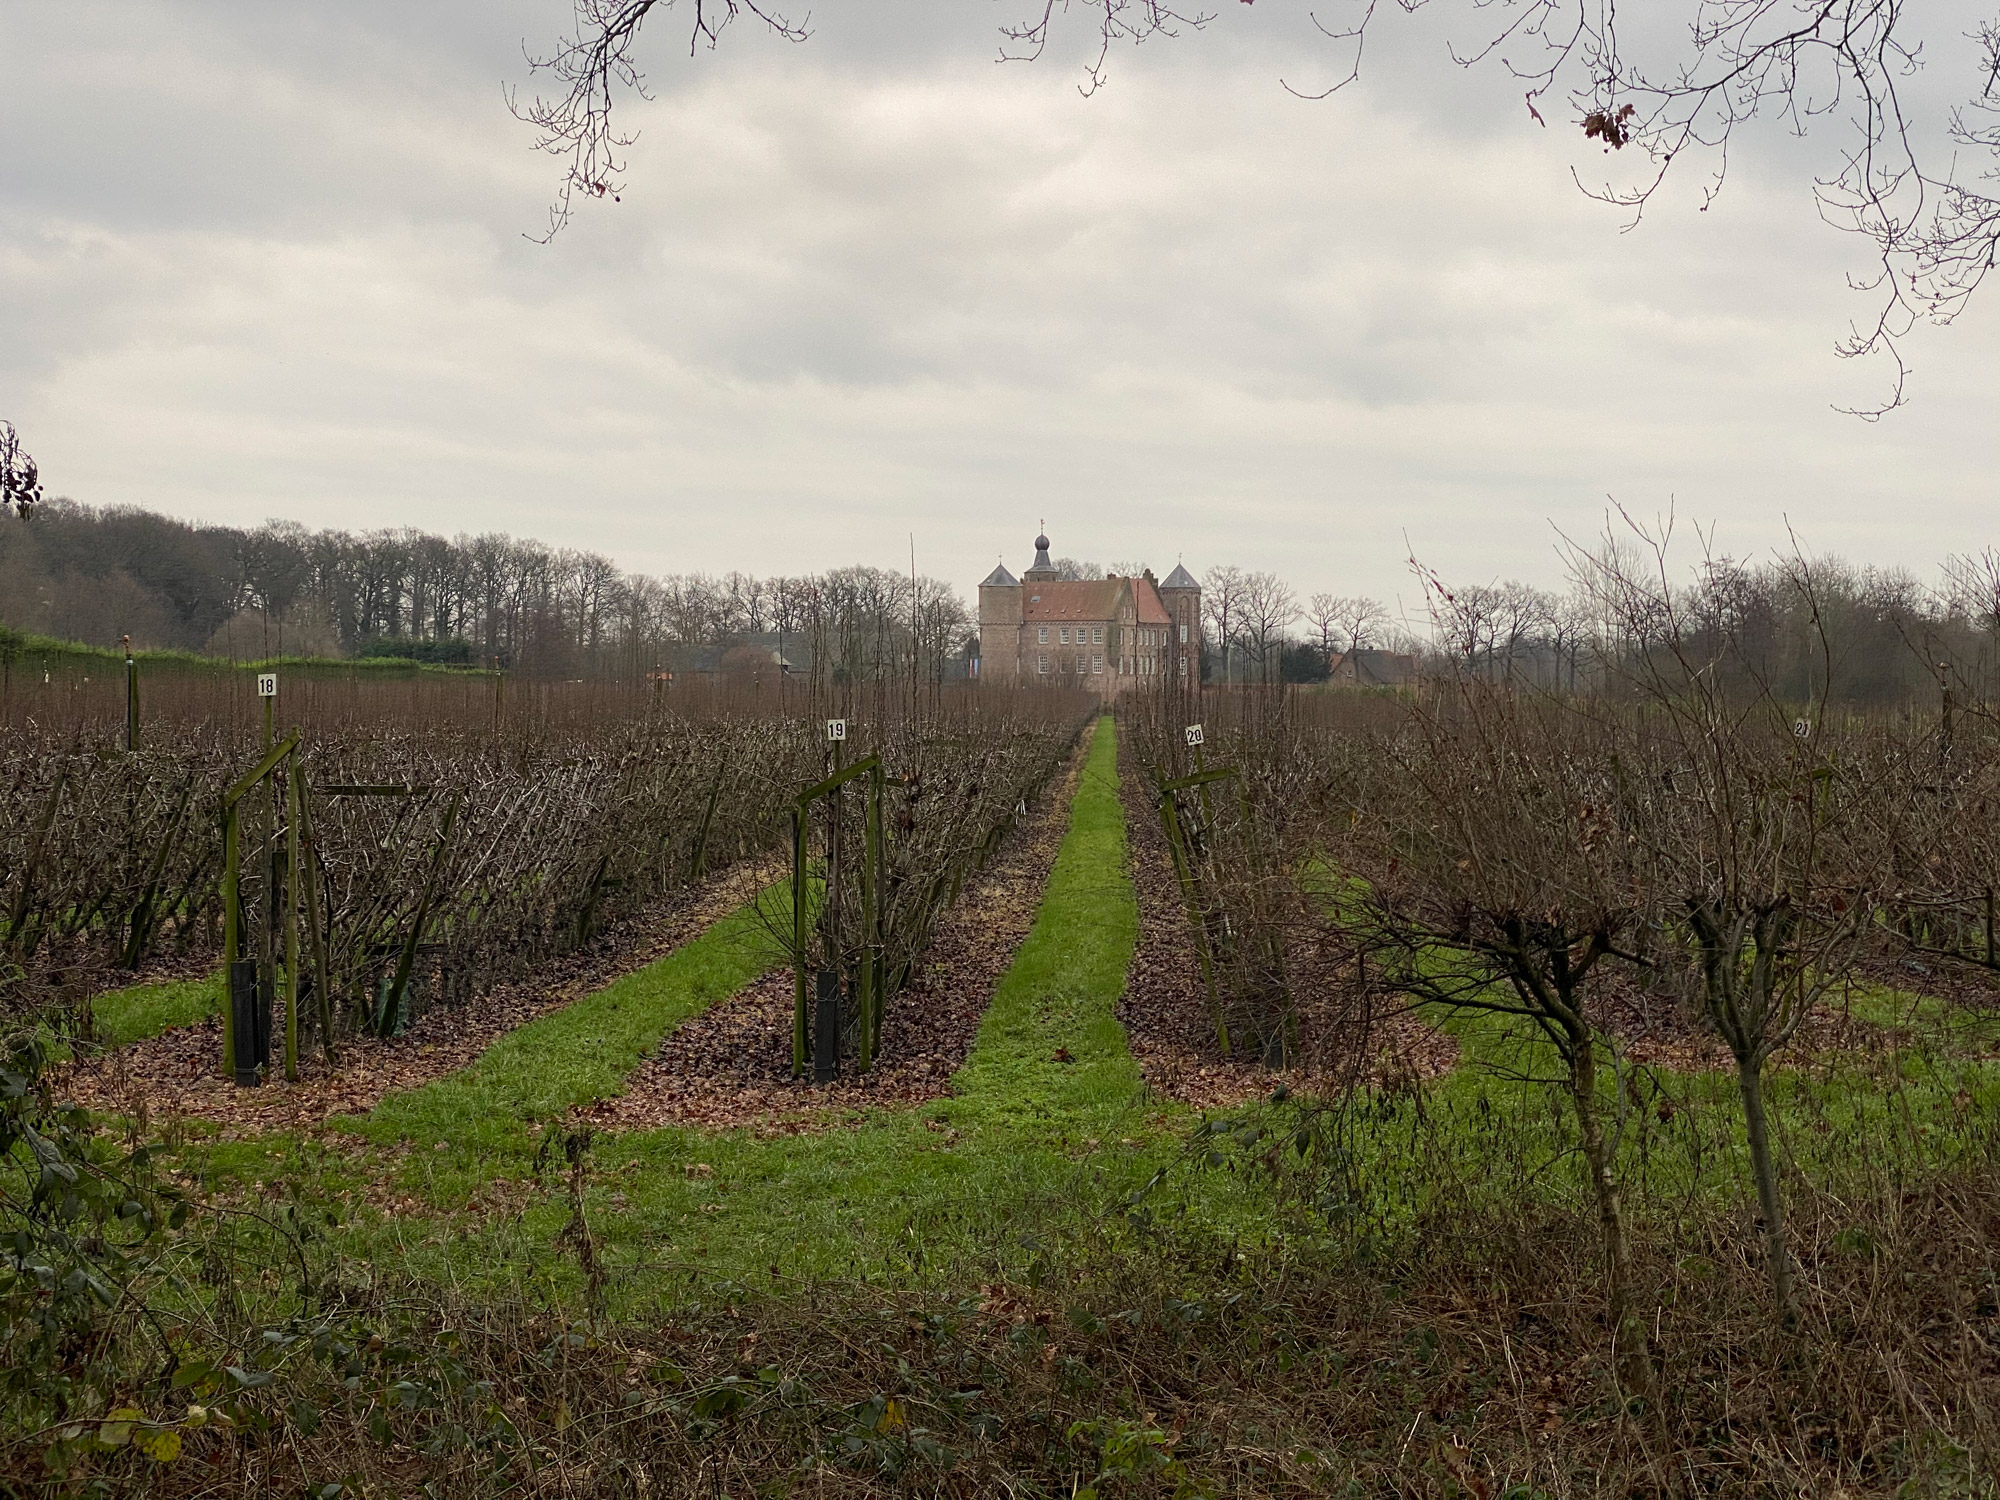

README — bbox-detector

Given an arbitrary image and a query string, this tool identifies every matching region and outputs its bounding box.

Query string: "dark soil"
[580,738,1085,1136]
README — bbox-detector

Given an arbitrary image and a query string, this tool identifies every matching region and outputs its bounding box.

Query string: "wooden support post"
[284,763,302,1082]
[827,732,844,1012]
[124,641,139,752]
[381,791,460,1037]
[294,762,336,1064]
[788,748,877,1080]
[221,799,239,1079]
[792,806,808,1079]
[1160,784,1229,1057]
[691,767,722,882]
[859,765,882,1069]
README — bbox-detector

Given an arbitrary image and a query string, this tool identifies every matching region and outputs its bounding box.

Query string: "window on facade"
[1037,626,1048,644]
[1179,624,1188,643]
[1037,655,1048,674]
[1057,628,1067,644]
[1092,654,1103,673]
[1092,626,1104,644]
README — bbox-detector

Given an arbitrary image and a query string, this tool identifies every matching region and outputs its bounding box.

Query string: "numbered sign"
[1185,723,1204,748]
[826,718,847,743]
[1792,718,1810,739]
[257,673,279,699]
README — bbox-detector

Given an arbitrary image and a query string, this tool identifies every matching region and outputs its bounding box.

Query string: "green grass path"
[66,972,223,1053]
[349,894,792,1155]
[352,715,1224,1302]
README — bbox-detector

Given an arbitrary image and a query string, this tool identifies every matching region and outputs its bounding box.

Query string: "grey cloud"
[1,1,1996,611]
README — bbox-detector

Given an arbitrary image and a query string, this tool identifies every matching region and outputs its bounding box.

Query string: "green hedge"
[0,629,491,680]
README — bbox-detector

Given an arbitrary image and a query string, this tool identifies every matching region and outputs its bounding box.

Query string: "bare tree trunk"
[1568,1035,1662,1419]
[1735,1054,1797,1324]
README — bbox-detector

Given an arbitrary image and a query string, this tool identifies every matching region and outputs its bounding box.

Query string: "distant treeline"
[1408,541,2000,711]
[0,500,970,683]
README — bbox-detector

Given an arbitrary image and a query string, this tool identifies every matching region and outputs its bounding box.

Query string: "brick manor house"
[974,531,1201,698]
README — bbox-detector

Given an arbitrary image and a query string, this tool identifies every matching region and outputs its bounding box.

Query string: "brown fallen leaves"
[54,860,775,1136]
[579,741,1087,1136]
[1589,954,1907,1073]
[1116,775,1458,1111]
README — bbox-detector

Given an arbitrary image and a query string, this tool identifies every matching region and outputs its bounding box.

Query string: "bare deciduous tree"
[1304,592,1342,663]
[1352,684,1667,1419]
[1239,571,1298,686]
[1,422,42,521]
[1575,522,1882,1322]
[1202,564,1247,685]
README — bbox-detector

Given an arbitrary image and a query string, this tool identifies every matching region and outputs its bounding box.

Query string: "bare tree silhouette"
[0,422,42,520]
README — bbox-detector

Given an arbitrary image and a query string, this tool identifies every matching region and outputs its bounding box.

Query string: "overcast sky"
[4,1,1996,622]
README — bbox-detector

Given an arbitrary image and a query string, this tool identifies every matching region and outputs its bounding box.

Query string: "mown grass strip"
[45,972,224,1058]
[348,891,791,1155]
[575,714,1156,1290]
[354,716,1235,1300]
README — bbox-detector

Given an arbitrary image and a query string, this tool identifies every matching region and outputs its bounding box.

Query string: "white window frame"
[1037,626,1048,644]
[1092,653,1103,673]
[1092,626,1104,644]
[1059,628,1070,645]
[1037,655,1049,674]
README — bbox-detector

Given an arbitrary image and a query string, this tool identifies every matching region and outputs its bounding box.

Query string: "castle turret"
[977,560,1023,683]
[1022,529,1059,584]
[1158,562,1202,682]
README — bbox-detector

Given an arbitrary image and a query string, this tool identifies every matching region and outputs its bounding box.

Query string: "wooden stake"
[294,762,336,1064]
[221,799,239,1079]
[284,757,301,1082]
[792,806,808,1078]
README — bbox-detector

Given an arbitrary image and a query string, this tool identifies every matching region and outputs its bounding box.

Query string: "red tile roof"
[1023,579,1124,622]
[1020,575,1177,626]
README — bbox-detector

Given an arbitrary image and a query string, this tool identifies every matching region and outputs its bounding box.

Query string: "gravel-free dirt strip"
[578,738,1087,1136]
[55,860,776,1135]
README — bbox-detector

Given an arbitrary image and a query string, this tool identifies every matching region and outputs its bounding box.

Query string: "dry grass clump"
[25,1163,1997,1498]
